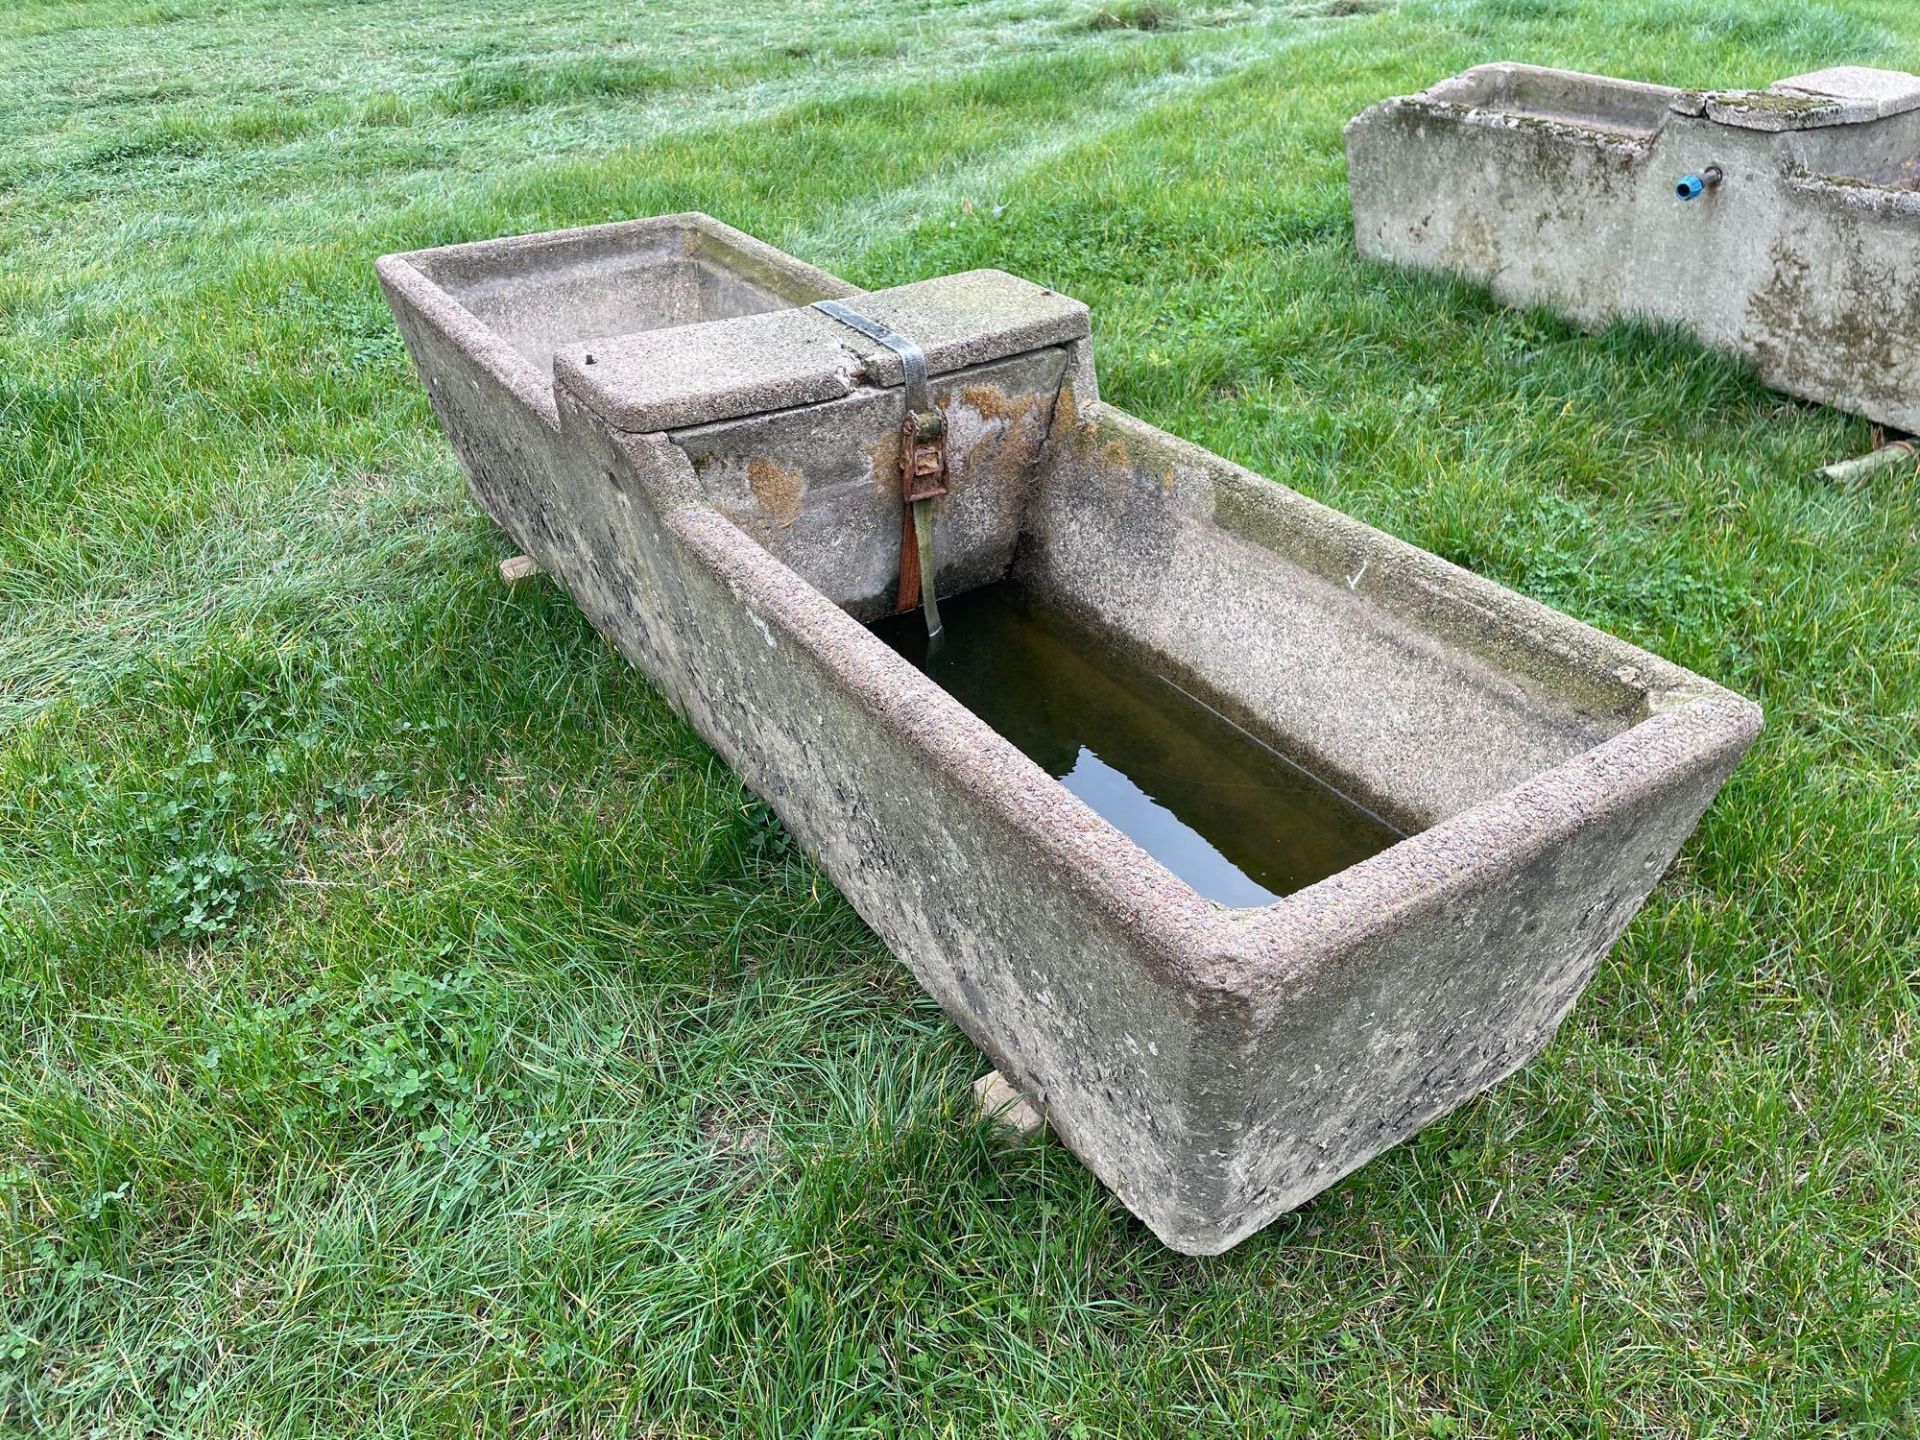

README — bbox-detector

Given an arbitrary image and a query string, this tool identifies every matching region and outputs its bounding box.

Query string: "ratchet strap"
[811,300,947,639]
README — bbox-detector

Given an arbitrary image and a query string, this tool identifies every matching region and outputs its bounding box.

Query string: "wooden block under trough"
[499,554,543,584]
[972,1070,1046,1138]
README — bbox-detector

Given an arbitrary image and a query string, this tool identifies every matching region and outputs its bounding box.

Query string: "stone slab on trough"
[554,269,1087,433]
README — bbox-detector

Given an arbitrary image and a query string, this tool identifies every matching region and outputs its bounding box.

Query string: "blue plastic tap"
[1676,166,1724,201]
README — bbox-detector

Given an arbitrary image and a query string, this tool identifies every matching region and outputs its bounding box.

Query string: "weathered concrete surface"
[1346,63,1920,430]
[379,213,1760,1253]
[404,213,859,378]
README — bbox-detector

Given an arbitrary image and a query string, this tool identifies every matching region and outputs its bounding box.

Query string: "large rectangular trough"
[378,213,1761,1254]
[1346,64,1920,431]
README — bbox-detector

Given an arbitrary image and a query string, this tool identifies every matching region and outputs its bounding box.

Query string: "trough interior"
[871,579,1405,908]
[835,401,1647,861]
[999,413,1646,839]
[416,222,820,375]
[1787,109,1920,190]
[1427,64,1678,138]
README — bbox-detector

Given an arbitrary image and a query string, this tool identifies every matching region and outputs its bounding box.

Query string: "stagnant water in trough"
[871,582,1402,907]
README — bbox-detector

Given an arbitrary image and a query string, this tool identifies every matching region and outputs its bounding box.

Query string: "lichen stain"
[1440,209,1501,278]
[1066,414,1173,489]
[949,385,1046,494]
[747,458,805,527]
[865,433,902,498]
[1709,90,1833,119]
[959,383,1035,429]
[1744,235,1920,407]
[1053,385,1101,456]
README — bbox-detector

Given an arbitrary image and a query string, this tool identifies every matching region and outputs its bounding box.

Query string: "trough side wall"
[1174,690,1759,1252]
[1344,98,1653,328]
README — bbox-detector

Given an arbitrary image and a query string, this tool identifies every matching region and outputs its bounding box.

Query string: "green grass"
[2,0,1917,1432]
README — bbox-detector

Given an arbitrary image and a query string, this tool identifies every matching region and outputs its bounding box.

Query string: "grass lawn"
[2,0,1917,1433]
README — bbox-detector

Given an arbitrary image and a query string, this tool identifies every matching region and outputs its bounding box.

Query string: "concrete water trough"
[1346,64,1920,432]
[378,212,1760,1254]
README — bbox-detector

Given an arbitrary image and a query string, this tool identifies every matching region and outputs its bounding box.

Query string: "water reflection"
[871,582,1402,907]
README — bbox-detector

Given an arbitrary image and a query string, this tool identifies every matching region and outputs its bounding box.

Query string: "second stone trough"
[379,214,1760,1254]
[1346,63,1920,432]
